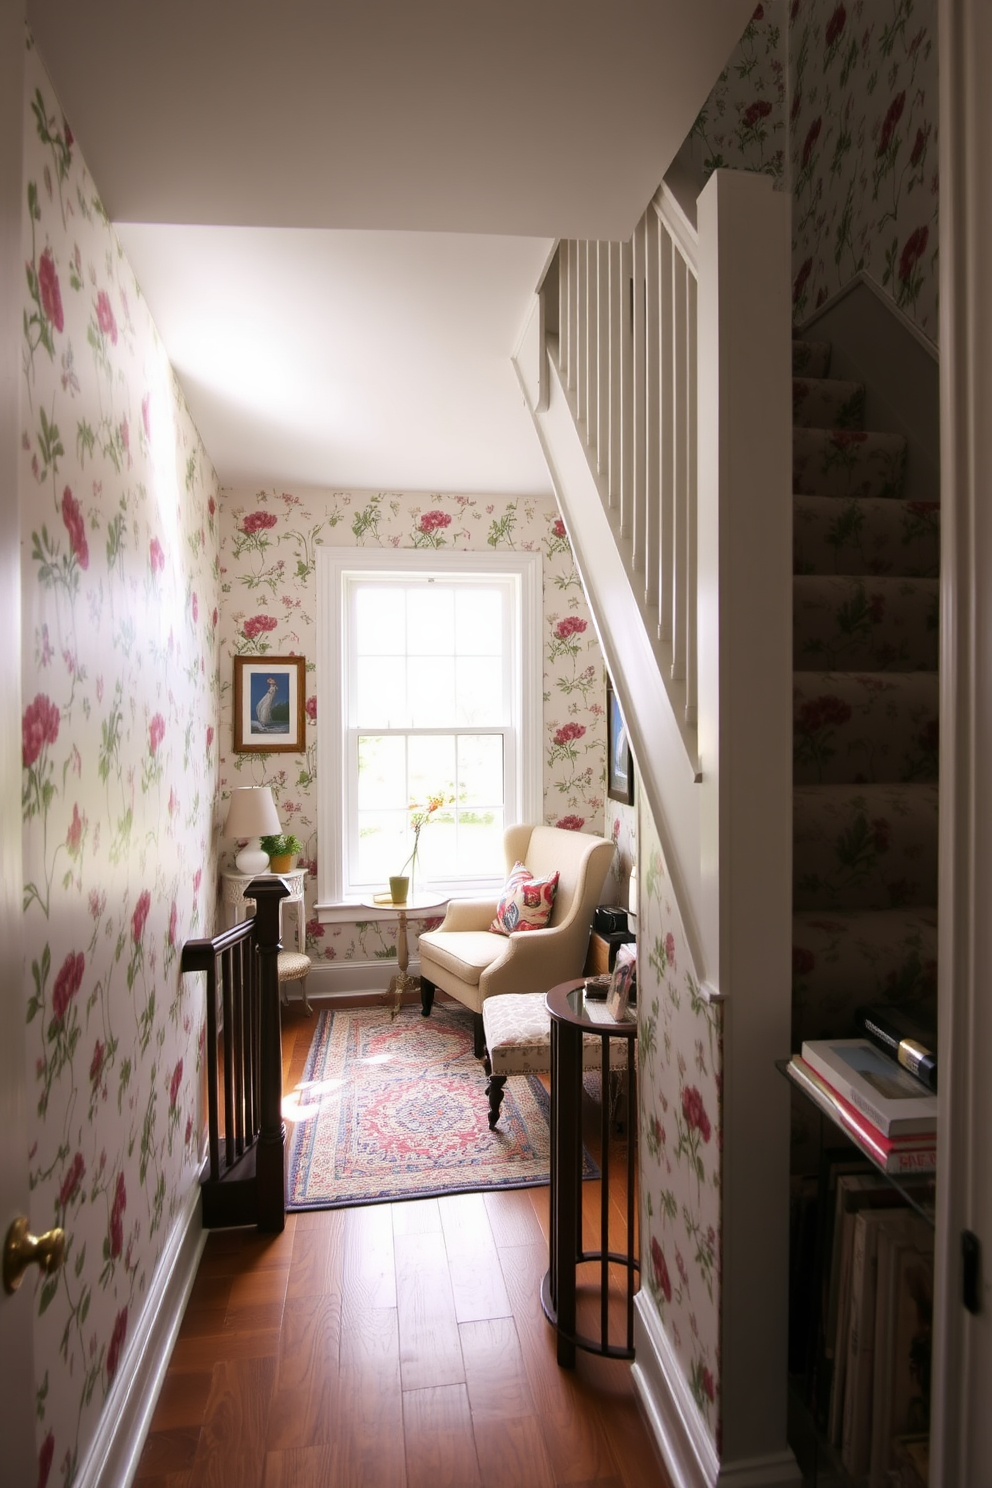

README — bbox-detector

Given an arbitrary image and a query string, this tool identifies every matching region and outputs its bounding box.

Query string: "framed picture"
[607,944,636,1021]
[607,679,634,805]
[233,655,306,753]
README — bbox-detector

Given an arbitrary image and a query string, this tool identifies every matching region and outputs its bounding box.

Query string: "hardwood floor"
[133,999,670,1487]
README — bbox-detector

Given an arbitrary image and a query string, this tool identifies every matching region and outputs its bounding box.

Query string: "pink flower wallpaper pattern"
[638,801,723,1446]
[218,489,620,964]
[789,0,938,337]
[20,39,220,1486]
[687,3,788,186]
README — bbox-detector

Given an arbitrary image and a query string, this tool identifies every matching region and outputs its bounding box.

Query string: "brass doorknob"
[3,1215,66,1294]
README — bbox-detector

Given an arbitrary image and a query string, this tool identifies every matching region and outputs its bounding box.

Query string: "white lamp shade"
[223,787,282,874]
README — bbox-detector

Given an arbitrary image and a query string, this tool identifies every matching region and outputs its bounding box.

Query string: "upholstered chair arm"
[433,897,499,933]
[481,924,587,998]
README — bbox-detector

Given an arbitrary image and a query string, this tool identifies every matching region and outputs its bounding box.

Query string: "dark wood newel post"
[246,876,289,1232]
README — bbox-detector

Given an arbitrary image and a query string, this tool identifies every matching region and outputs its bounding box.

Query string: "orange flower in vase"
[397,791,452,897]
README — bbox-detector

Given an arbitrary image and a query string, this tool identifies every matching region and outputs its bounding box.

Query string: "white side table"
[221,868,307,954]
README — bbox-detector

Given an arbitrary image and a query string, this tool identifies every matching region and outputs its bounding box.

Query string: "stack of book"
[787,1013,936,1486]
[787,1034,937,1177]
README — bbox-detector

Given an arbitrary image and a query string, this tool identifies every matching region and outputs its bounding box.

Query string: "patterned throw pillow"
[490,861,560,935]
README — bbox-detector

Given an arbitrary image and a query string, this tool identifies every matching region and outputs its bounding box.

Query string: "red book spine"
[790,1058,936,1174]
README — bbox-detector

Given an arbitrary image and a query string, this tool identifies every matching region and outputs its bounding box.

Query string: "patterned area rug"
[286,1002,598,1210]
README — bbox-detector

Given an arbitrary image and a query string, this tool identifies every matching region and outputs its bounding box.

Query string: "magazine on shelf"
[786,1057,936,1175]
[801,1039,938,1136]
[826,1174,907,1446]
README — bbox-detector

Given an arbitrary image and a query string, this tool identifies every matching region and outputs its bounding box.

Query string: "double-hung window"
[317,548,542,906]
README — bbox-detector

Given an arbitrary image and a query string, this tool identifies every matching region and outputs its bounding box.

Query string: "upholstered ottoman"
[481,991,629,1131]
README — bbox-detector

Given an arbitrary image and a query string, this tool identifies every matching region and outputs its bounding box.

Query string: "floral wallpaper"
[789,0,939,339]
[638,793,723,1449]
[686,1,789,188]
[682,0,939,341]
[20,38,220,1487]
[218,491,618,964]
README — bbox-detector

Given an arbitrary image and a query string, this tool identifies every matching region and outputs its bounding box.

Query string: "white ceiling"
[27,0,753,495]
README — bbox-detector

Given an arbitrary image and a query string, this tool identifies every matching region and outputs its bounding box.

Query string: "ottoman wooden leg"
[486,1074,508,1131]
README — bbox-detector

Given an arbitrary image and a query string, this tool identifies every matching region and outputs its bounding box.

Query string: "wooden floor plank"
[482,1186,547,1248]
[341,1203,397,1320]
[394,1229,466,1393]
[403,1383,482,1488]
[334,1306,407,1484]
[133,1426,201,1480]
[186,1358,277,1488]
[286,1214,345,1300]
[473,1416,556,1488]
[439,1193,512,1323]
[266,1294,342,1452]
[459,1317,534,1425]
[145,1368,212,1431]
[392,1196,443,1235]
[168,1321,283,1372]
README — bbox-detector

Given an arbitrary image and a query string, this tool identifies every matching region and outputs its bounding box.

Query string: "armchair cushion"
[489,861,559,935]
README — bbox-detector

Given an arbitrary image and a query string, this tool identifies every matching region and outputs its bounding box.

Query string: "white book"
[827,1175,905,1446]
[801,1038,938,1135]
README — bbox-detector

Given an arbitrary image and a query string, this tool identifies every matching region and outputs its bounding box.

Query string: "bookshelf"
[780,1060,934,1488]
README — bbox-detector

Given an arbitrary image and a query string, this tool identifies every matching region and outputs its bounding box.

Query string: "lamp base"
[234,840,270,875]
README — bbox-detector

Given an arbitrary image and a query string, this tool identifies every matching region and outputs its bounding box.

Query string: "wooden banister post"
[245,876,289,1232]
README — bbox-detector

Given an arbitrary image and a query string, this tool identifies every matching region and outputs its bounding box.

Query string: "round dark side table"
[541,979,639,1368]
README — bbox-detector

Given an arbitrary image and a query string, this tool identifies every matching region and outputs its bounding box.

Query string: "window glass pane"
[456,734,504,806]
[355,658,409,727]
[409,658,455,726]
[455,588,503,655]
[454,659,504,725]
[357,734,408,811]
[407,586,455,655]
[355,809,406,885]
[355,586,406,655]
[454,812,504,874]
[408,735,456,803]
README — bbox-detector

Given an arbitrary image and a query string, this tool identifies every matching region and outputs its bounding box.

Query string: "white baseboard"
[631,1295,801,1488]
[632,1293,720,1488]
[305,955,424,998]
[75,1183,206,1488]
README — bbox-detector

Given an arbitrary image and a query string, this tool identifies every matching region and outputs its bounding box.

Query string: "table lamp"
[223,786,282,874]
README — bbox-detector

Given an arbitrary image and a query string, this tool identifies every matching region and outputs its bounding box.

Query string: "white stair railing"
[555,186,700,769]
[517,169,791,987]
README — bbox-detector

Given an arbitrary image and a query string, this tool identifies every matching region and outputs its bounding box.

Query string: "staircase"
[790,338,940,1048]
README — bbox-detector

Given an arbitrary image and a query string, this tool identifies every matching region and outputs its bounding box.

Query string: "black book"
[855,1004,937,1093]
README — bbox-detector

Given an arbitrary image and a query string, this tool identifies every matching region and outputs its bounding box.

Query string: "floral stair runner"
[791,340,939,1045]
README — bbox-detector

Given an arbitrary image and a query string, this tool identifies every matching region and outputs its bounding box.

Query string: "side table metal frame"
[541,979,639,1368]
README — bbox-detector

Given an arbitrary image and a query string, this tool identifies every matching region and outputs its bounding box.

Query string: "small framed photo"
[607,944,636,1021]
[607,679,634,805]
[233,655,306,753]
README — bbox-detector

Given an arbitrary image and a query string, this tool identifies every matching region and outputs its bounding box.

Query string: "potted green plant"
[260,832,302,873]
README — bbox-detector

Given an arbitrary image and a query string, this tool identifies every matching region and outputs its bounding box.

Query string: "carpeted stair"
[790,340,939,1045]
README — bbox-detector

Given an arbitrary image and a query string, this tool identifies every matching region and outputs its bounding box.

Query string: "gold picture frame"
[233,655,306,753]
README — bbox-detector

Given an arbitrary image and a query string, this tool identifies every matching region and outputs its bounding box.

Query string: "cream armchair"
[418,823,615,1056]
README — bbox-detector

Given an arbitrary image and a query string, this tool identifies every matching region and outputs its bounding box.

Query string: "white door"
[0,3,38,1479]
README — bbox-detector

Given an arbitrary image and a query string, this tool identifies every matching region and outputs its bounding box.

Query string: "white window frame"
[316,547,543,911]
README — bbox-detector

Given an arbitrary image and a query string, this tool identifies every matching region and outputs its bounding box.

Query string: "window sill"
[316,883,500,924]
